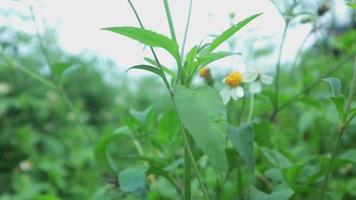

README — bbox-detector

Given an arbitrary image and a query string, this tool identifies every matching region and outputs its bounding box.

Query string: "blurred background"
[0,0,355,199]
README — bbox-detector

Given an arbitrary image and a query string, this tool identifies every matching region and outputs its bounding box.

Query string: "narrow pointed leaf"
[126,65,163,78]
[208,13,262,53]
[103,26,180,61]
[197,51,240,67]
[143,57,176,78]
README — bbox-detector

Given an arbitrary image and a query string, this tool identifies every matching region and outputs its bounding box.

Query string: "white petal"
[220,87,232,105]
[250,81,262,94]
[242,71,258,83]
[233,86,244,99]
[261,74,273,85]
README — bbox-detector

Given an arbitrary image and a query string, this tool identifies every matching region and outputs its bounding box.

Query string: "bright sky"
[0,0,351,75]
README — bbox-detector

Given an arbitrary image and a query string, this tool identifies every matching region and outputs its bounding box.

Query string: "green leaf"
[347,178,356,197]
[330,96,346,123]
[339,149,356,163]
[146,166,178,192]
[94,127,131,170]
[250,184,294,200]
[129,107,152,126]
[143,57,176,78]
[347,3,356,9]
[52,62,72,78]
[174,85,228,173]
[227,124,254,172]
[126,65,163,79]
[197,51,240,68]
[208,13,262,53]
[323,77,342,96]
[104,26,180,61]
[119,166,148,196]
[261,147,292,169]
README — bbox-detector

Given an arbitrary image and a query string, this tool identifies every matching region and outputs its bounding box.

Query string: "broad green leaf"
[208,13,262,53]
[52,62,72,78]
[253,121,273,148]
[119,166,148,196]
[126,65,163,79]
[174,85,228,173]
[261,147,292,168]
[339,149,356,163]
[143,57,176,78]
[103,26,180,61]
[323,77,342,96]
[227,124,254,172]
[250,184,294,200]
[347,178,356,197]
[94,127,131,170]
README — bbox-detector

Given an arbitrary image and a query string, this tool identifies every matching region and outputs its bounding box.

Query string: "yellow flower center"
[225,71,243,87]
[199,67,211,78]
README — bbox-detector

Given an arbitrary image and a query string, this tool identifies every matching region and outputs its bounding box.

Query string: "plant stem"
[184,134,192,200]
[270,55,353,121]
[274,20,289,120]
[127,0,174,97]
[320,127,343,200]
[236,160,243,199]
[163,0,177,42]
[346,56,356,111]
[181,0,193,57]
[247,94,255,123]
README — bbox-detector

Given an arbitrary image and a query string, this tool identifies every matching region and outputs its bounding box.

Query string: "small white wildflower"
[249,68,273,94]
[220,68,257,105]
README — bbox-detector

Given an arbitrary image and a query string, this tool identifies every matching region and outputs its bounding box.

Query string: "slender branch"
[273,21,289,120]
[127,0,173,97]
[184,135,192,200]
[181,0,193,57]
[346,56,356,111]
[163,0,177,42]
[270,55,353,121]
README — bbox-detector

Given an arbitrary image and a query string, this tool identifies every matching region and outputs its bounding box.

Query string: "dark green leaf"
[174,85,228,174]
[208,13,262,53]
[330,96,346,123]
[103,26,180,61]
[197,51,240,67]
[126,65,163,79]
[227,124,254,172]
[119,166,148,196]
[94,127,131,170]
[143,57,176,78]
[323,77,342,96]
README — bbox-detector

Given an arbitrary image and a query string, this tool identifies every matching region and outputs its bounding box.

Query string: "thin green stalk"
[320,127,343,200]
[236,160,243,199]
[127,0,173,97]
[181,0,193,57]
[247,94,255,123]
[237,96,247,125]
[163,0,177,42]
[270,55,353,121]
[184,135,192,200]
[346,56,356,111]
[274,20,289,120]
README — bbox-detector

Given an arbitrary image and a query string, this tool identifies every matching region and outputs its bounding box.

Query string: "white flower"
[249,68,273,94]
[220,69,257,104]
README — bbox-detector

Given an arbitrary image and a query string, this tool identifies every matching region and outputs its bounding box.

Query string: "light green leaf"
[339,149,356,163]
[119,166,148,196]
[250,184,294,200]
[330,96,346,123]
[52,62,72,78]
[126,65,163,78]
[103,26,180,62]
[261,147,292,168]
[208,13,262,53]
[143,57,176,78]
[347,3,356,9]
[347,178,356,197]
[323,77,342,96]
[174,85,228,173]
[227,124,254,172]
[197,51,240,67]
[94,127,131,170]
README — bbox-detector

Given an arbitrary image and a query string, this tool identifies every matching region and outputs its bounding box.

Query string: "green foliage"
[174,85,228,174]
